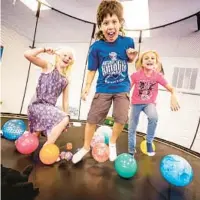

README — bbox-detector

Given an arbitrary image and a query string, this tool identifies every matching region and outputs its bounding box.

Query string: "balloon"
[140,140,156,155]
[91,134,105,148]
[2,119,26,140]
[60,151,66,160]
[59,151,73,161]
[66,142,73,150]
[15,131,39,154]
[114,153,137,179]
[160,154,193,187]
[92,143,109,162]
[96,126,112,144]
[64,151,73,161]
[39,144,60,165]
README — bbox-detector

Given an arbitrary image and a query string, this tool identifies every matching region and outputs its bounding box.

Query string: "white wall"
[1,25,32,113]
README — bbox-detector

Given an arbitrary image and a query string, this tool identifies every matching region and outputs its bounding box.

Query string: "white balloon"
[96,126,112,136]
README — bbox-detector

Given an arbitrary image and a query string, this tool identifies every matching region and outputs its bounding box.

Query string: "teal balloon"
[160,155,193,187]
[96,126,112,145]
[104,133,110,144]
[114,153,137,178]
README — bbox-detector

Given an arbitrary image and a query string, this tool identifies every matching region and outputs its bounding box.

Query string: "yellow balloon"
[140,140,156,155]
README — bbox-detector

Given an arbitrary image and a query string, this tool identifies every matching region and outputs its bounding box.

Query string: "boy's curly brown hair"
[96,0,125,40]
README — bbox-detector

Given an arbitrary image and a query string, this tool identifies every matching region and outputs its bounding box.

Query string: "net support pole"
[138,30,142,56]
[77,24,96,120]
[20,1,41,114]
[197,12,200,31]
[190,117,200,149]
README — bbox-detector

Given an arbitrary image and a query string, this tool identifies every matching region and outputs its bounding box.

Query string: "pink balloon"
[15,132,39,154]
[92,143,109,163]
[90,134,105,148]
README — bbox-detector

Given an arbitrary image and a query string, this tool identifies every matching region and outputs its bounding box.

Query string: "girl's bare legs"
[72,123,96,164]
[44,117,69,145]
[27,124,41,137]
[33,131,41,138]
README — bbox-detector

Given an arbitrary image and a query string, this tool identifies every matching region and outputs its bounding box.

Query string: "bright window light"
[122,0,150,37]
[20,0,51,12]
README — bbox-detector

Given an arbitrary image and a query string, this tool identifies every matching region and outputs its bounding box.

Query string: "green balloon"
[114,153,137,179]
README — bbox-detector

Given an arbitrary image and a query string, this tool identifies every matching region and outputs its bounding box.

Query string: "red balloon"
[15,131,39,154]
[92,143,109,163]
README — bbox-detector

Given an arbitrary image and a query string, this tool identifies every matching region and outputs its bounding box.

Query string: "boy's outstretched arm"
[81,70,96,101]
[126,48,138,63]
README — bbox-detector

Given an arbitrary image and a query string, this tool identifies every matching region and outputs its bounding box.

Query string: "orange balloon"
[66,142,73,150]
[39,144,60,165]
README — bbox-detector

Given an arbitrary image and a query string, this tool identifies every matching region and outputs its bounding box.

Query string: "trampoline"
[1,115,200,200]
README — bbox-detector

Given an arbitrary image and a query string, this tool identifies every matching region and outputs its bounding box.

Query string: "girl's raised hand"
[45,48,55,55]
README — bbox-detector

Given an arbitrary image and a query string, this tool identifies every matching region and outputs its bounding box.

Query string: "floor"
[1,117,200,200]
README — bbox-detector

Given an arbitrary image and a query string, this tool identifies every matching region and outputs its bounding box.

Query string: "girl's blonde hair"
[96,0,125,40]
[135,50,162,73]
[54,46,75,77]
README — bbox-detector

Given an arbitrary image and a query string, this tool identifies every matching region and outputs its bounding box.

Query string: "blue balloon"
[160,154,193,187]
[2,119,26,140]
[114,153,137,179]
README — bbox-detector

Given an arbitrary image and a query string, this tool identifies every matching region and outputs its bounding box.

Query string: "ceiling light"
[20,0,51,12]
[122,0,150,37]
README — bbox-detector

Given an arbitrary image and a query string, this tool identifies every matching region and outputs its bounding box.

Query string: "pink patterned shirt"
[130,69,168,104]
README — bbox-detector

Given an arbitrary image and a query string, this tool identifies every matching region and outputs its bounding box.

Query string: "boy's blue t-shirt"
[88,35,135,94]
